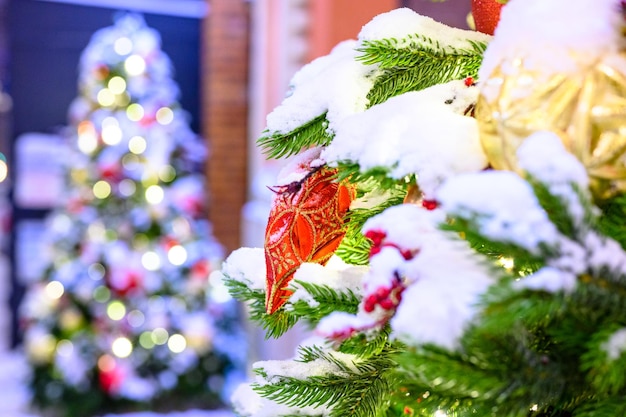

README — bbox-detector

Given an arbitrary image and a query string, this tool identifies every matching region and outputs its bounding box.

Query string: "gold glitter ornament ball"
[475,0,626,199]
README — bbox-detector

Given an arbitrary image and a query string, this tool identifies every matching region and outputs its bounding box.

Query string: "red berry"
[422,199,438,210]
[375,286,390,300]
[464,76,475,87]
[379,298,395,310]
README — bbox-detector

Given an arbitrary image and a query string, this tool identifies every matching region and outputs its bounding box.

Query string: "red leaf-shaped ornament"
[264,166,354,314]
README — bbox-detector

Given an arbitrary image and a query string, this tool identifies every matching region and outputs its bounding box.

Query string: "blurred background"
[0,0,470,415]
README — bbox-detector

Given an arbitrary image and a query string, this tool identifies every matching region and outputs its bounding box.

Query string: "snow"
[436,170,560,254]
[322,80,487,198]
[480,0,624,100]
[604,328,626,360]
[288,256,367,309]
[231,382,330,417]
[218,247,266,291]
[363,205,494,350]
[265,40,374,136]
[358,8,490,52]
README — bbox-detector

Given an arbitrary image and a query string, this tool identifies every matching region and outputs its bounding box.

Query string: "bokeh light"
[45,281,64,300]
[125,54,146,76]
[93,180,112,199]
[114,37,133,55]
[128,135,147,154]
[111,337,133,358]
[145,185,164,204]
[167,334,187,353]
[155,107,174,125]
[142,251,161,271]
[107,300,126,321]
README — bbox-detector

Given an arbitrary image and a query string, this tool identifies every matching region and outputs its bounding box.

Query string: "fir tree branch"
[257,114,331,159]
[597,192,626,250]
[362,41,486,107]
[289,280,361,325]
[255,345,398,417]
[224,278,298,338]
[336,190,406,266]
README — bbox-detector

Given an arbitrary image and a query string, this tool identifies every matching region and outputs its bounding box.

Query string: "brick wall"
[202,0,250,254]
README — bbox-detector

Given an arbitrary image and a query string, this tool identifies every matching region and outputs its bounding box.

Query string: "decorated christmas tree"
[221,0,626,416]
[19,14,244,416]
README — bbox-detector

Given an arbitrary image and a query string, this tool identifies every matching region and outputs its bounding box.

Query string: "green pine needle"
[257,114,331,159]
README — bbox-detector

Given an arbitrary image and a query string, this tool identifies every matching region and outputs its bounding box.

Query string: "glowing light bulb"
[145,185,164,204]
[125,54,146,76]
[45,281,64,299]
[128,135,147,154]
[108,76,126,94]
[111,337,133,358]
[142,251,161,271]
[126,103,144,122]
[93,181,112,199]
[97,88,115,107]
[98,354,116,372]
[107,300,126,321]
[168,245,187,266]
[155,107,174,125]
[114,37,133,55]
[167,334,187,353]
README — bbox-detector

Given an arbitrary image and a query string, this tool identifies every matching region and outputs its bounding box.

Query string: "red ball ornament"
[471,0,504,35]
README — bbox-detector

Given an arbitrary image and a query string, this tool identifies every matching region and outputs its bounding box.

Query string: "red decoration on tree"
[264,166,355,314]
[471,0,504,35]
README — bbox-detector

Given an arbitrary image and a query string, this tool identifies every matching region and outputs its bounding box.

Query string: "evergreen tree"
[19,14,244,416]
[223,1,626,416]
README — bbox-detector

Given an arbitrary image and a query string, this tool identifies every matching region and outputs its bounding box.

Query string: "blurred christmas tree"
[19,14,245,416]
[221,0,626,416]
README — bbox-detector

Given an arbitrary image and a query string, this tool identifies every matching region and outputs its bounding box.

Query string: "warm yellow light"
[125,54,146,76]
[167,334,187,353]
[128,135,147,154]
[141,251,161,271]
[108,76,127,95]
[114,37,133,55]
[111,337,133,358]
[93,180,112,199]
[151,328,169,345]
[97,88,115,107]
[126,103,144,122]
[107,300,126,321]
[45,281,64,299]
[168,245,187,266]
[155,107,174,125]
[145,185,164,204]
